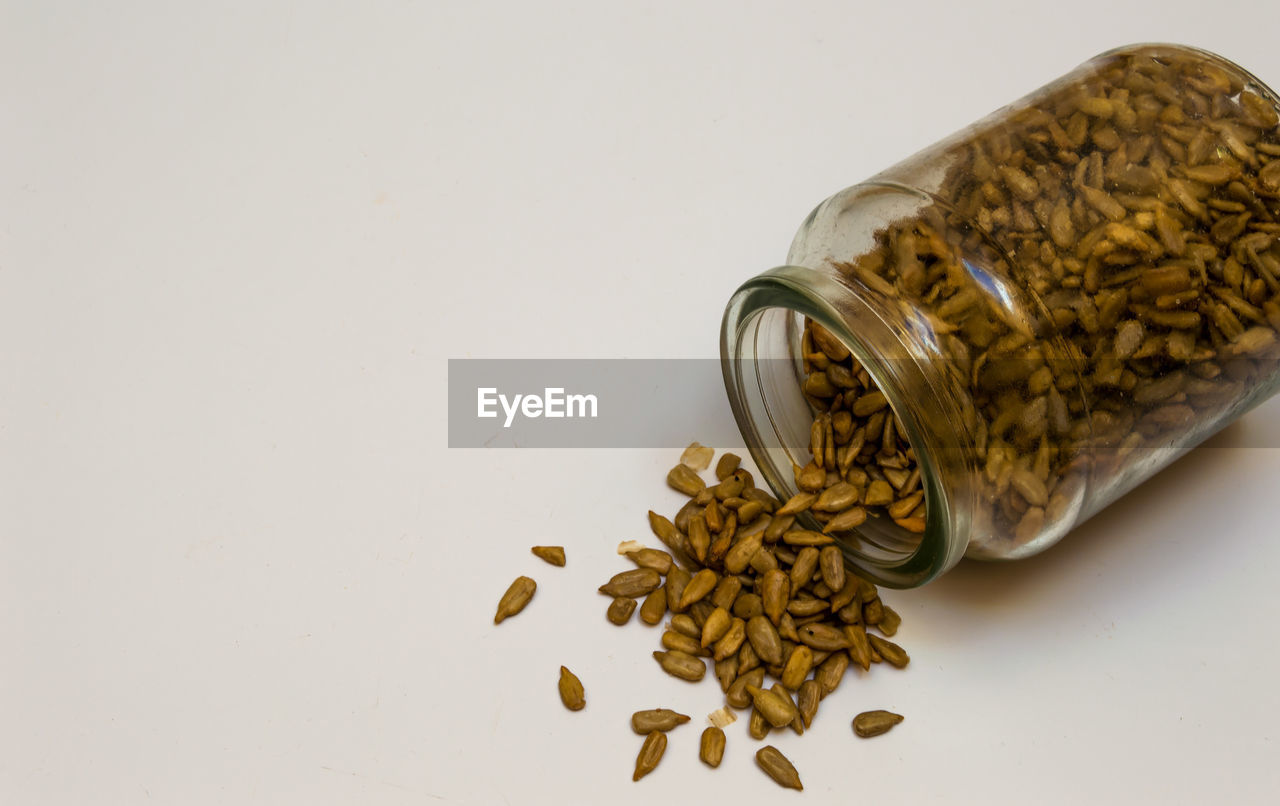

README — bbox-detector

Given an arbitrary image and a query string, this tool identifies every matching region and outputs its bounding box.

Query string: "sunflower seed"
[558,666,585,711]
[667,464,706,496]
[853,709,905,738]
[494,576,536,624]
[746,685,798,728]
[796,680,821,729]
[530,546,565,566]
[631,708,691,734]
[607,597,636,625]
[867,634,910,668]
[755,746,803,790]
[599,568,662,598]
[653,650,706,681]
[633,731,667,781]
[639,586,667,625]
[699,727,726,768]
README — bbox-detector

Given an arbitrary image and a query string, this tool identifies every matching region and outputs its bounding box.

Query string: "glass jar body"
[722,44,1280,587]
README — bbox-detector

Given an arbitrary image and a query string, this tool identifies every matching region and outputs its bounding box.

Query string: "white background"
[4,1,1280,803]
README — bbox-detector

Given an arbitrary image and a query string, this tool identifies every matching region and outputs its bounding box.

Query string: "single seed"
[797,622,852,651]
[755,746,803,791]
[776,492,818,516]
[530,546,565,566]
[845,623,872,670]
[819,545,846,592]
[796,679,821,729]
[715,656,737,691]
[746,685,798,728]
[748,707,770,740]
[814,651,850,697]
[494,576,536,624]
[713,617,747,661]
[699,727,726,768]
[661,630,704,656]
[867,634,910,668]
[877,605,902,637]
[760,569,790,625]
[746,615,784,666]
[679,568,718,609]
[599,568,662,598]
[788,547,820,592]
[626,548,673,575]
[853,709,905,738]
[780,644,814,690]
[715,453,741,480]
[667,464,706,496]
[701,607,732,648]
[558,666,585,711]
[670,613,700,639]
[653,650,706,681]
[724,532,764,575]
[639,586,667,625]
[726,666,766,709]
[631,708,691,734]
[665,568,691,614]
[607,597,636,625]
[633,731,667,782]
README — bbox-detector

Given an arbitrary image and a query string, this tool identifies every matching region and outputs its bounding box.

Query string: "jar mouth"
[721,266,973,588]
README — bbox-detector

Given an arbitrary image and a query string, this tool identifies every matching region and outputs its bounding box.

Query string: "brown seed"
[863,597,884,626]
[746,615,784,666]
[700,726,726,768]
[822,506,868,533]
[687,515,711,564]
[710,576,743,611]
[815,651,850,698]
[665,567,691,614]
[678,568,718,610]
[755,746,803,791]
[780,644,814,690]
[877,605,902,637]
[713,617,747,661]
[653,650,706,681]
[639,586,667,626]
[661,630,704,656]
[797,622,852,651]
[746,685,798,728]
[788,546,820,592]
[667,464,706,496]
[796,679,821,729]
[819,545,846,592]
[867,634,910,668]
[607,597,636,625]
[715,657,737,691]
[771,683,804,735]
[558,666,585,711]
[776,492,817,516]
[724,532,764,575]
[781,529,836,546]
[626,548,673,575]
[853,709,905,738]
[701,607,732,648]
[843,623,872,669]
[530,546,565,566]
[715,452,741,480]
[760,569,790,625]
[633,731,667,781]
[599,568,662,598]
[721,661,763,705]
[494,576,536,624]
[748,707,770,740]
[670,613,700,639]
[631,708,691,734]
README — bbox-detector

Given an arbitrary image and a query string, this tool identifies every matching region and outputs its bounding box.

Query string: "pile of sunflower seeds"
[793,47,1280,556]
[597,443,907,787]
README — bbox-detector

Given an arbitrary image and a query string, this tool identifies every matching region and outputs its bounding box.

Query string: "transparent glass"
[722,44,1280,588]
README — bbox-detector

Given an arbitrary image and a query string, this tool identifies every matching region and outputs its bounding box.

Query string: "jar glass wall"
[723,44,1280,588]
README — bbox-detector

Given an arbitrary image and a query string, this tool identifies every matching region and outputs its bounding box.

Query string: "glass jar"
[722,44,1280,588]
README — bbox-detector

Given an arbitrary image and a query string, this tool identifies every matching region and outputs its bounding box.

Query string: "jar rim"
[720,265,973,588]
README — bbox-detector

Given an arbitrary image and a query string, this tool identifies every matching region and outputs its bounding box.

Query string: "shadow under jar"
[722,44,1280,588]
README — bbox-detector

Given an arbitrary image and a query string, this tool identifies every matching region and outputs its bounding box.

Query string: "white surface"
[4,1,1280,803]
